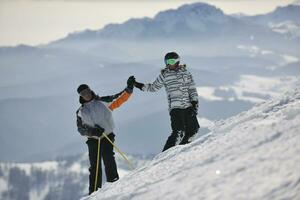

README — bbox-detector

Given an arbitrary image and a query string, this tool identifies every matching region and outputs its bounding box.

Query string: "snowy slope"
[84,86,300,200]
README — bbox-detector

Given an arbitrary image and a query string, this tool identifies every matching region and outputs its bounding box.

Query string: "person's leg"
[101,133,119,182]
[180,107,200,145]
[86,138,102,195]
[162,109,185,151]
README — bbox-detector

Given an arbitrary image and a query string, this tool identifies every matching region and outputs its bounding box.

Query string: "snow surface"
[0,178,7,196]
[197,117,214,129]
[83,86,300,200]
[269,21,300,39]
[197,87,223,101]
[29,187,50,200]
[69,163,88,174]
[282,54,299,65]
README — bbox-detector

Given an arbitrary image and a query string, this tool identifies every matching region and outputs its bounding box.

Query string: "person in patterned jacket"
[134,52,200,151]
[76,76,135,195]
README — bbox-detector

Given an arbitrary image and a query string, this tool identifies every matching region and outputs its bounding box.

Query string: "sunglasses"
[165,58,180,65]
[79,88,91,97]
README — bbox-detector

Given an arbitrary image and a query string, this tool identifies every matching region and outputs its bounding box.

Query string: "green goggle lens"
[166,58,179,65]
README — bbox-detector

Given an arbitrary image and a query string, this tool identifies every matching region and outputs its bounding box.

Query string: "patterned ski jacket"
[76,88,132,138]
[142,65,198,111]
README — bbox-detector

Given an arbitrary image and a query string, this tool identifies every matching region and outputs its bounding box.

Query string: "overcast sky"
[0,0,296,46]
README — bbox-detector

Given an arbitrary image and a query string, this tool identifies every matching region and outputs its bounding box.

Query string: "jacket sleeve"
[98,90,124,103]
[108,89,132,111]
[187,72,198,102]
[76,109,93,137]
[143,73,164,92]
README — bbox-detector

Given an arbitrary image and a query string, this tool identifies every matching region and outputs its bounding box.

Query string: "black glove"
[90,125,105,137]
[127,76,135,91]
[191,101,198,116]
[134,81,145,91]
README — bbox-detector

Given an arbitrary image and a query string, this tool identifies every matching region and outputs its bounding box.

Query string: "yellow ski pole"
[102,133,134,170]
[94,136,103,192]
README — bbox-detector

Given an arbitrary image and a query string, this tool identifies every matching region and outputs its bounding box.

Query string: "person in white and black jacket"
[76,76,135,195]
[134,52,200,151]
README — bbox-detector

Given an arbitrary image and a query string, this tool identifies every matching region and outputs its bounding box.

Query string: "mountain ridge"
[56,2,280,42]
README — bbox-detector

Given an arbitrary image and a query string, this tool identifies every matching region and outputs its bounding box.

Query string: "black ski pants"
[86,133,119,194]
[163,107,200,152]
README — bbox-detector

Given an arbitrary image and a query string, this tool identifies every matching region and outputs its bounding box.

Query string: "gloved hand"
[134,80,145,91]
[127,76,135,90]
[191,101,198,116]
[91,125,105,137]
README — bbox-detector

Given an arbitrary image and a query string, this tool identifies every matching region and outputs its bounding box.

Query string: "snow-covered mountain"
[57,2,278,42]
[97,3,238,39]
[49,2,300,63]
[255,4,300,24]
[0,154,151,200]
[240,4,300,39]
[83,86,300,200]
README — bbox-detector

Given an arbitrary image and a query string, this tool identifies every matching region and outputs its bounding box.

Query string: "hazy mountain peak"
[274,3,300,12]
[238,3,300,32]
[177,2,224,15]
[86,2,229,39]
[155,2,225,22]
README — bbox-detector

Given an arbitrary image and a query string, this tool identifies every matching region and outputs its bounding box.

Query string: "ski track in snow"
[83,87,300,200]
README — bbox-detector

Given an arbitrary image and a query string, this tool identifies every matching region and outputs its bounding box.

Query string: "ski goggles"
[79,88,91,97]
[165,58,180,65]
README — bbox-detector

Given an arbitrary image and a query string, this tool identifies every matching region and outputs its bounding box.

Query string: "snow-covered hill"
[84,86,300,200]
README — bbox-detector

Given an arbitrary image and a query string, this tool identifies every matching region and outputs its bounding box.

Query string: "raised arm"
[135,73,164,92]
[108,89,132,111]
[108,76,135,111]
[98,90,124,103]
